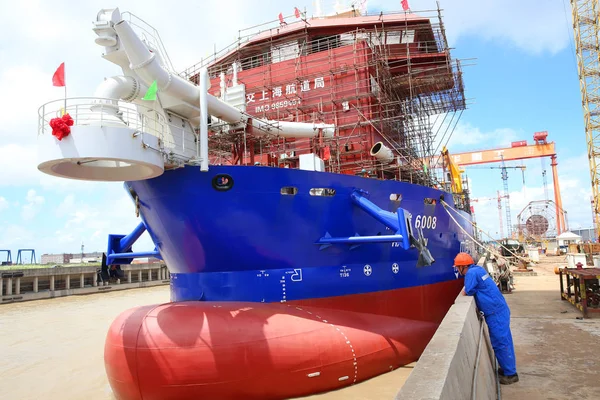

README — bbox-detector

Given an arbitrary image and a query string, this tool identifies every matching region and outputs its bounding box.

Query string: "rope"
[440,200,531,264]
[438,200,515,284]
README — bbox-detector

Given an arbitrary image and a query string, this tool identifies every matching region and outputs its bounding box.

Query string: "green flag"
[142,80,158,101]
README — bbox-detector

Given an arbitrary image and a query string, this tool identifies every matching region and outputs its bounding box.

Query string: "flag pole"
[64,63,67,115]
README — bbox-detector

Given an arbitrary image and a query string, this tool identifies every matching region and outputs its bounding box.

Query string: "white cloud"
[440,121,520,151]
[21,189,45,221]
[441,0,571,55]
[0,65,65,142]
[0,0,72,44]
[56,194,75,217]
[369,0,572,55]
[0,197,8,212]
[48,190,153,254]
[0,144,43,185]
[0,225,35,249]
[432,118,523,153]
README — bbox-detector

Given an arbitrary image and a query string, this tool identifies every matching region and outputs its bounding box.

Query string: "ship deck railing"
[38,97,198,160]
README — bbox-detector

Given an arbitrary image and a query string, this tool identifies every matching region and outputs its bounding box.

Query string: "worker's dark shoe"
[499,373,519,385]
[498,367,504,376]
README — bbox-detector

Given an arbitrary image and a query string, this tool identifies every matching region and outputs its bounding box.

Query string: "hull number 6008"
[414,215,437,230]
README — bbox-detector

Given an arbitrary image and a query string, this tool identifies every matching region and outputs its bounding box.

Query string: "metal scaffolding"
[182,7,466,189]
[570,0,600,239]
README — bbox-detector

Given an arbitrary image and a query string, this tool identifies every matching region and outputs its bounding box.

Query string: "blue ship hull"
[124,166,473,313]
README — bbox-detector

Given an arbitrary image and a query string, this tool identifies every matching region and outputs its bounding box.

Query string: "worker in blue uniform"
[454,252,519,385]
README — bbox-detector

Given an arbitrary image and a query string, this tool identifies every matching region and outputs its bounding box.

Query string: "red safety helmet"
[454,252,474,267]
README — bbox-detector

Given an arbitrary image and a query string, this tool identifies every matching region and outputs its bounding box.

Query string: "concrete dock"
[1,263,169,304]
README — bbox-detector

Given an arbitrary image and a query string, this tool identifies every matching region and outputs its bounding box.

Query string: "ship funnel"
[370,142,394,163]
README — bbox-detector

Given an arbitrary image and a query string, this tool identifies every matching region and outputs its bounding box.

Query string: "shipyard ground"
[1,255,599,399]
[500,255,600,399]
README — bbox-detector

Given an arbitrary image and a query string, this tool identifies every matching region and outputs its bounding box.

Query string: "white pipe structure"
[93,75,146,102]
[113,19,335,139]
[199,68,209,172]
[370,142,395,163]
[91,75,148,116]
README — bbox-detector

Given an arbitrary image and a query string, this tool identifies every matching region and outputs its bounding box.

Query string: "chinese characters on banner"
[247,76,326,113]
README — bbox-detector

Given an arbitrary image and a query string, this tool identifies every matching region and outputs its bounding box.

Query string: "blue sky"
[0,0,593,261]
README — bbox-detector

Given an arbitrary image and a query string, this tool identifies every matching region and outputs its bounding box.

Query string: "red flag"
[294,7,301,18]
[52,62,65,87]
[401,0,409,11]
[278,12,285,24]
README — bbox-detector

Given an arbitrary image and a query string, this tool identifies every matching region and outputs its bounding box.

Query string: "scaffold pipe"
[199,67,209,171]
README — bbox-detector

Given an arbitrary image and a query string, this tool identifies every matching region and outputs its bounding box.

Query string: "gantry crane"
[432,132,566,235]
[570,1,600,239]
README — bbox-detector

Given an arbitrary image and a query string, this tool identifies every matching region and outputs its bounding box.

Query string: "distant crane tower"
[471,192,509,239]
[500,155,512,237]
[466,163,526,239]
[497,190,505,239]
[535,132,550,200]
[81,242,85,262]
[570,1,600,239]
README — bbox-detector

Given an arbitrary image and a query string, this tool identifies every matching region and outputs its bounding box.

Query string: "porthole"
[281,187,298,195]
[390,193,402,201]
[310,188,336,196]
[212,174,234,191]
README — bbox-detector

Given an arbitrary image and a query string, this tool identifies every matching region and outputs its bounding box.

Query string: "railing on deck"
[121,11,177,74]
[37,97,198,161]
[38,97,167,136]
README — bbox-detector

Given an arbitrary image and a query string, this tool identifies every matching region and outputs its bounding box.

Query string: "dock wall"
[396,259,498,400]
[0,263,170,304]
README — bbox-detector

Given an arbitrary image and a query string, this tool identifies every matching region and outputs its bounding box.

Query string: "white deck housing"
[38,125,164,181]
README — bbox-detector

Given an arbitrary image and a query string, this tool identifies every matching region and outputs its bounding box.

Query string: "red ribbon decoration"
[49,113,74,141]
